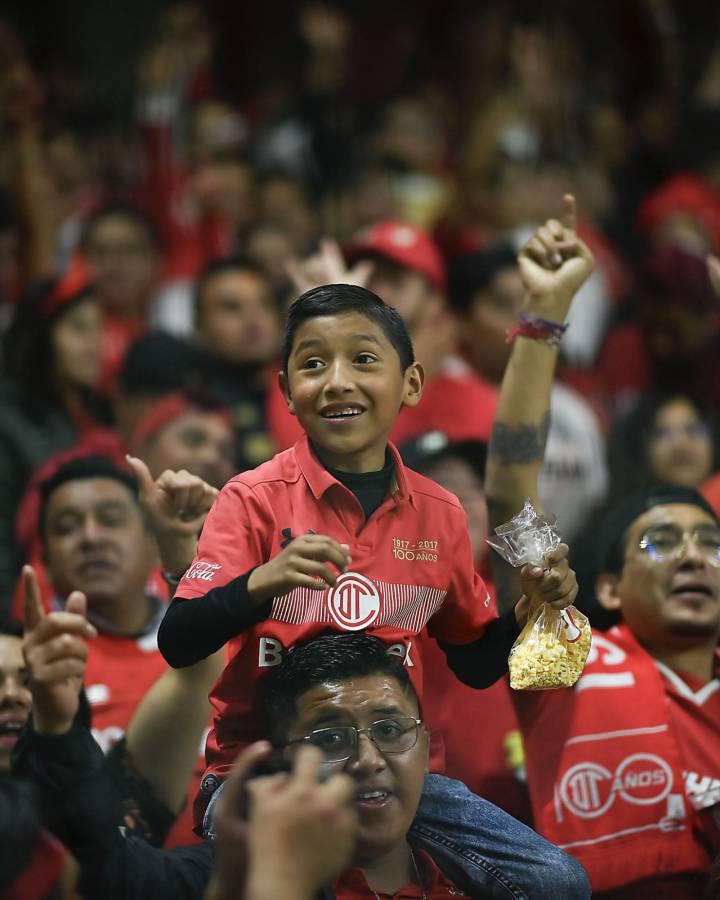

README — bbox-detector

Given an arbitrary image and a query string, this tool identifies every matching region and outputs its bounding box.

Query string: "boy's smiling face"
[281,311,423,472]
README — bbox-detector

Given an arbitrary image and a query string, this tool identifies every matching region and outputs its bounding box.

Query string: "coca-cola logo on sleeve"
[185,561,223,582]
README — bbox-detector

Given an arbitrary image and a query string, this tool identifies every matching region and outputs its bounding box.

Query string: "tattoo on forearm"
[489,413,550,465]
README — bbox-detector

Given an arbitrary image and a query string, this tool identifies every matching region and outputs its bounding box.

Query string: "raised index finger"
[561,194,576,233]
[126,455,154,498]
[22,565,44,632]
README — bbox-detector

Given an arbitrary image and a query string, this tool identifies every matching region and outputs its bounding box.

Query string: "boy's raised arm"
[485,195,594,613]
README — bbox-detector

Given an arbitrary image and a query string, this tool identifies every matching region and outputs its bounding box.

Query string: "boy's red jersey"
[175,436,495,785]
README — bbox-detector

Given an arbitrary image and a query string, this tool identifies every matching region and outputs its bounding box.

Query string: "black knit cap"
[596,484,718,575]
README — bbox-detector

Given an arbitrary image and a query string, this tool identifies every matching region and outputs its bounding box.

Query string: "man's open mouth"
[355,788,392,805]
[0,719,26,744]
[670,581,714,599]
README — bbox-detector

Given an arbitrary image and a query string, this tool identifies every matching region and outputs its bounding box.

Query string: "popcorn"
[488,500,592,691]
[509,603,591,690]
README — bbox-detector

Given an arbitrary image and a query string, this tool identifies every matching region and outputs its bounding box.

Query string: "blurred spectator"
[114,331,205,443]
[346,221,499,446]
[37,455,202,847]
[79,203,161,389]
[608,394,718,503]
[128,391,236,489]
[0,274,109,608]
[0,620,30,773]
[449,241,608,540]
[596,244,720,418]
[193,256,293,470]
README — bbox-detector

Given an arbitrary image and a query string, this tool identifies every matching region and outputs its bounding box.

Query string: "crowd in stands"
[2,2,720,897]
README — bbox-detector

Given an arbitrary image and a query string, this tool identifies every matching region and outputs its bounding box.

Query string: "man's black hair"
[259,632,418,744]
[39,455,139,539]
[80,202,160,251]
[281,284,415,374]
[448,242,518,313]
[596,484,719,576]
[194,255,269,324]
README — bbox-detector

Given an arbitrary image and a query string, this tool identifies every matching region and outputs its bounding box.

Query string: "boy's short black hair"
[596,484,719,576]
[39,455,139,539]
[282,284,415,373]
[259,632,418,744]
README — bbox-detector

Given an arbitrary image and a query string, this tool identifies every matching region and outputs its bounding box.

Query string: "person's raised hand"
[517,195,595,321]
[22,565,96,736]
[204,741,273,900]
[287,239,374,295]
[515,542,578,626]
[244,745,357,900]
[247,534,352,604]
[127,455,218,538]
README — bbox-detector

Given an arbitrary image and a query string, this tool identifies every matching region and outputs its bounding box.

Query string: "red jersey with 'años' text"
[175,436,495,789]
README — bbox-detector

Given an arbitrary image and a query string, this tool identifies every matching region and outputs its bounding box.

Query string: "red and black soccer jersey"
[173,436,496,783]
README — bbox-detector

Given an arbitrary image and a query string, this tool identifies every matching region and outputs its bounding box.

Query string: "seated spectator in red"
[128,391,236,490]
[11,389,235,618]
[608,394,718,505]
[402,432,532,824]
[193,256,294,471]
[113,331,206,444]
[38,456,166,753]
[37,454,213,847]
[79,203,161,391]
[0,273,109,613]
[482,205,720,895]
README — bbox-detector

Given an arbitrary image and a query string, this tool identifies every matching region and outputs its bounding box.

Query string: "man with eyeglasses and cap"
[476,197,720,898]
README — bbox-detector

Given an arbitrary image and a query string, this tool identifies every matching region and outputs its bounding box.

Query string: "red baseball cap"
[348,220,446,292]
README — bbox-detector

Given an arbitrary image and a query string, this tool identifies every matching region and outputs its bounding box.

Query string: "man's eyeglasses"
[638,523,720,563]
[287,717,423,763]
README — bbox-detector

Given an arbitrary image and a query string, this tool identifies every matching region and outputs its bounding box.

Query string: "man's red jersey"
[175,436,495,786]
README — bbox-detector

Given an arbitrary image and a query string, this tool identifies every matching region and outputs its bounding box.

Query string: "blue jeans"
[203,773,590,899]
[413,774,590,899]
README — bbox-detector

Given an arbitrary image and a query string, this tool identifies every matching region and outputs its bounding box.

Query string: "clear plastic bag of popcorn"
[508,601,591,690]
[488,499,591,690]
